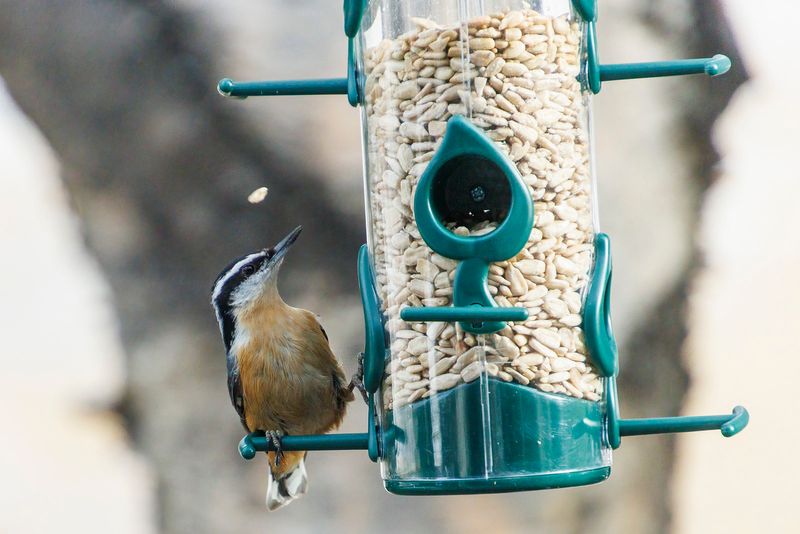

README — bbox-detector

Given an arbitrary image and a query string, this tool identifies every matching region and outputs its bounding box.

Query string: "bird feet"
[265,430,285,466]
[348,352,369,404]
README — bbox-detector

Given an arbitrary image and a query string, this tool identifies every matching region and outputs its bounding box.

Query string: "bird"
[210,226,360,510]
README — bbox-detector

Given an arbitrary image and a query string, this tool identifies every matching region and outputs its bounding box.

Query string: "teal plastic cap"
[705,54,731,76]
[721,406,749,437]
[239,434,257,460]
[217,78,235,97]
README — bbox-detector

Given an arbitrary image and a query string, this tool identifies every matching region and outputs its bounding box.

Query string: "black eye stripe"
[211,252,268,296]
[239,253,272,278]
[211,250,271,353]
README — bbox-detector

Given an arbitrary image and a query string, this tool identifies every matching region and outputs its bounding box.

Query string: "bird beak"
[268,225,302,268]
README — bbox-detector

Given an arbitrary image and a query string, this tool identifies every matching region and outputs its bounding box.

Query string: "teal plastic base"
[381,380,610,494]
[385,466,610,495]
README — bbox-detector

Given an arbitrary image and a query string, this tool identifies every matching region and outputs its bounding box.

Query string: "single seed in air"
[247,187,269,204]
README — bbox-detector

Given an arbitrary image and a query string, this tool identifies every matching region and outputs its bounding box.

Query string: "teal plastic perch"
[218,77,348,98]
[237,406,749,460]
[619,406,749,438]
[400,306,528,323]
[239,432,369,460]
[217,36,360,106]
[599,54,731,82]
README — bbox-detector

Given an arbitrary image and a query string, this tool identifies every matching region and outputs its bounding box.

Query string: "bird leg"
[265,430,285,466]
[347,352,369,404]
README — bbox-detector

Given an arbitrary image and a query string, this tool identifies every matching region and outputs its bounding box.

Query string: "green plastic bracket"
[572,0,598,22]
[367,393,380,462]
[583,233,618,377]
[600,54,731,81]
[605,377,621,449]
[358,244,385,393]
[619,406,749,438]
[586,22,602,94]
[347,38,361,106]
[343,0,366,38]
[407,115,534,334]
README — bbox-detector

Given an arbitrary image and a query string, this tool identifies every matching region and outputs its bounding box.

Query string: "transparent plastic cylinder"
[356,0,608,493]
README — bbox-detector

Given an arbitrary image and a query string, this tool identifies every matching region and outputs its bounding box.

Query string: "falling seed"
[247,187,269,204]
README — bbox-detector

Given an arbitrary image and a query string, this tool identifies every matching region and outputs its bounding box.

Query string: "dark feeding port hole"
[431,155,511,230]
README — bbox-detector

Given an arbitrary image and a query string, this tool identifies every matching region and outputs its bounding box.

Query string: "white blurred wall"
[673,2,800,533]
[0,81,155,534]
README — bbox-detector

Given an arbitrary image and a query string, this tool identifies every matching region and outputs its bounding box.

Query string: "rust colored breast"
[237,302,349,436]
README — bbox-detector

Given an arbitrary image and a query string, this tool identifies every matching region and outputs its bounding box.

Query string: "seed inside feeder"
[247,187,269,204]
[363,10,602,408]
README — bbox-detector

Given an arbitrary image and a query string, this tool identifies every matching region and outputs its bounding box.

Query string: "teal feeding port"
[222,0,747,496]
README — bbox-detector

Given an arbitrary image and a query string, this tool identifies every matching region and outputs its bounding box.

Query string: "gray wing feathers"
[227,353,248,430]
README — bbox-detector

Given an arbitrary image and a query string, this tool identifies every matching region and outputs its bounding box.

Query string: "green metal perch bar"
[599,54,731,82]
[217,55,731,100]
[238,406,748,459]
[218,77,348,98]
[619,406,749,438]
[400,306,528,323]
[239,432,369,460]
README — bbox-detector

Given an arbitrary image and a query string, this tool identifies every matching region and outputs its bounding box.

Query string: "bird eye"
[242,264,256,276]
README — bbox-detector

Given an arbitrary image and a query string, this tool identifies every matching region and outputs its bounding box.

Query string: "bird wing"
[314,314,329,341]
[312,314,355,407]
[227,352,249,431]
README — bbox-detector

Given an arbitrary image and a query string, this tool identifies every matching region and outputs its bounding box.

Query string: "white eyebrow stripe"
[211,252,265,304]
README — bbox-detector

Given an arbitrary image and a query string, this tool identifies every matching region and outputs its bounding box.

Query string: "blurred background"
[0,0,796,532]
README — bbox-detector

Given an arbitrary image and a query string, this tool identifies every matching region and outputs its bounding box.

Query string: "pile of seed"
[362,9,602,409]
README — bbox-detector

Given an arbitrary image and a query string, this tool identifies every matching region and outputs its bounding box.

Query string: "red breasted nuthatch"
[211,226,356,510]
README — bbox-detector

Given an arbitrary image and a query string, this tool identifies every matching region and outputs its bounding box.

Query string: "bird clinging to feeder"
[211,226,358,510]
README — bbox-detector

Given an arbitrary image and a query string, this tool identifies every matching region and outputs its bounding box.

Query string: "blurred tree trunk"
[0,2,364,532]
[0,0,743,533]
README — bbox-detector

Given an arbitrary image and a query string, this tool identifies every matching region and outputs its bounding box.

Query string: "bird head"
[211,225,302,349]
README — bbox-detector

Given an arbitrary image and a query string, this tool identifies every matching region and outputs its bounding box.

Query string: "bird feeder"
[221,0,748,495]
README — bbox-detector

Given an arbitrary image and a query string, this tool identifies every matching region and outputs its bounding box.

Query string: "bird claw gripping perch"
[266,430,285,466]
[348,352,369,404]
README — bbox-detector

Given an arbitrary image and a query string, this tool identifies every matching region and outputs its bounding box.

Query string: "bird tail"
[266,456,308,511]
